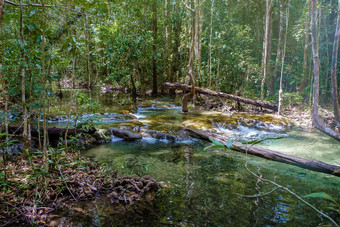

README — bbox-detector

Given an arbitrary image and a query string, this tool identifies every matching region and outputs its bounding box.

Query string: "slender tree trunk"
[322,10,330,97]
[208,0,214,87]
[311,0,340,141]
[165,0,171,82]
[86,16,91,90]
[152,0,158,96]
[278,2,289,115]
[330,0,340,126]
[182,0,202,112]
[19,0,30,151]
[0,0,4,24]
[0,8,8,176]
[130,74,137,104]
[261,0,273,100]
[300,1,310,95]
[42,0,48,170]
[171,0,182,83]
[270,0,287,96]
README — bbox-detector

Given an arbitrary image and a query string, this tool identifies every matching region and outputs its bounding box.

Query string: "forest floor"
[0,150,160,226]
[196,94,338,131]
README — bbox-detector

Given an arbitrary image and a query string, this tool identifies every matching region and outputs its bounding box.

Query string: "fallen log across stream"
[164,82,278,111]
[185,128,340,177]
[8,126,96,142]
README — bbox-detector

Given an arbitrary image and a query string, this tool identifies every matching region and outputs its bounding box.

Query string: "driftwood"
[164,82,278,111]
[8,126,96,141]
[185,128,340,177]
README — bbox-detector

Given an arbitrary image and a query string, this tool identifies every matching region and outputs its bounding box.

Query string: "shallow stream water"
[50,89,339,226]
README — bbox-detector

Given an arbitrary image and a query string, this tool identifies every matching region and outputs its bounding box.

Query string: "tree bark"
[152,0,158,96]
[311,0,340,141]
[171,0,182,85]
[299,1,310,95]
[261,0,273,100]
[42,0,48,170]
[164,82,278,111]
[19,0,30,150]
[330,0,340,126]
[8,126,96,141]
[0,0,4,24]
[278,2,289,115]
[270,0,287,96]
[185,128,340,177]
[208,0,214,87]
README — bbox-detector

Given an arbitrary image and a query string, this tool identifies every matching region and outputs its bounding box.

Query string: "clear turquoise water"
[52,90,340,226]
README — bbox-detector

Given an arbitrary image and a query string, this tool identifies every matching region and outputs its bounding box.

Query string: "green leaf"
[209,138,225,147]
[333,170,340,174]
[226,139,233,148]
[30,10,36,17]
[36,64,42,69]
[203,145,215,151]
[304,192,337,204]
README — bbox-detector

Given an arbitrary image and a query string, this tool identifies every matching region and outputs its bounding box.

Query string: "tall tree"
[278,1,289,115]
[311,0,340,141]
[330,0,340,126]
[181,0,203,112]
[270,0,288,96]
[42,0,48,170]
[261,0,273,100]
[0,0,4,24]
[152,0,158,96]
[299,0,310,95]
[19,0,30,150]
[208,0,214,87]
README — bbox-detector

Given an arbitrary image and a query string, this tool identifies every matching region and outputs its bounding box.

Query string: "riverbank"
[0,149,160,226]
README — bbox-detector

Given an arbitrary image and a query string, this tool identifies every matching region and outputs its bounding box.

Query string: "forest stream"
[44,89,340,226]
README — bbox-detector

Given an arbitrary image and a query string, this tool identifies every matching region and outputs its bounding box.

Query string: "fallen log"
[185,128,340,177]
[8,126,96,142]
[164,82,278,111]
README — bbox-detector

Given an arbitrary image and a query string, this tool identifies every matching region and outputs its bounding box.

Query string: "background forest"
[1,0,339,108]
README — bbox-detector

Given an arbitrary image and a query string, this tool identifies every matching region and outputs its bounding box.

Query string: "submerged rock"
[110,128,142,141]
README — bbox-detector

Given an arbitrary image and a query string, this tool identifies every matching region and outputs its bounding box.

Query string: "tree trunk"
[165,0,171,83]
[19,0,30,150]
[130,74,137,104]
[300,1,310,95]
[42,0,48,170]
[185,128,340,177]
[278,2,289,115]
[170,0,182,85]
[208,0,214,87]
[164,82,278,111]
[86,16,91,90]
[270,0,287,96]
[311,0,340,141]
[152,0,158,96]
[0,0,4,24]
[322,10,330,97]
[330,0,340,126]
[261,0,273,100]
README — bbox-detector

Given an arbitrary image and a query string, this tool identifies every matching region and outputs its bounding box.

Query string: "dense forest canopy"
[0,0,339,102]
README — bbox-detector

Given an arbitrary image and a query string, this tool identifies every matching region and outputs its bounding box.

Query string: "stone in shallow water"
[110,128,143,141]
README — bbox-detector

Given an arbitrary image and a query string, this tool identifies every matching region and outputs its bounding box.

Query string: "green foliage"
[203,138,232,151]
[305,192,340,215]
[282,92,304,107]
